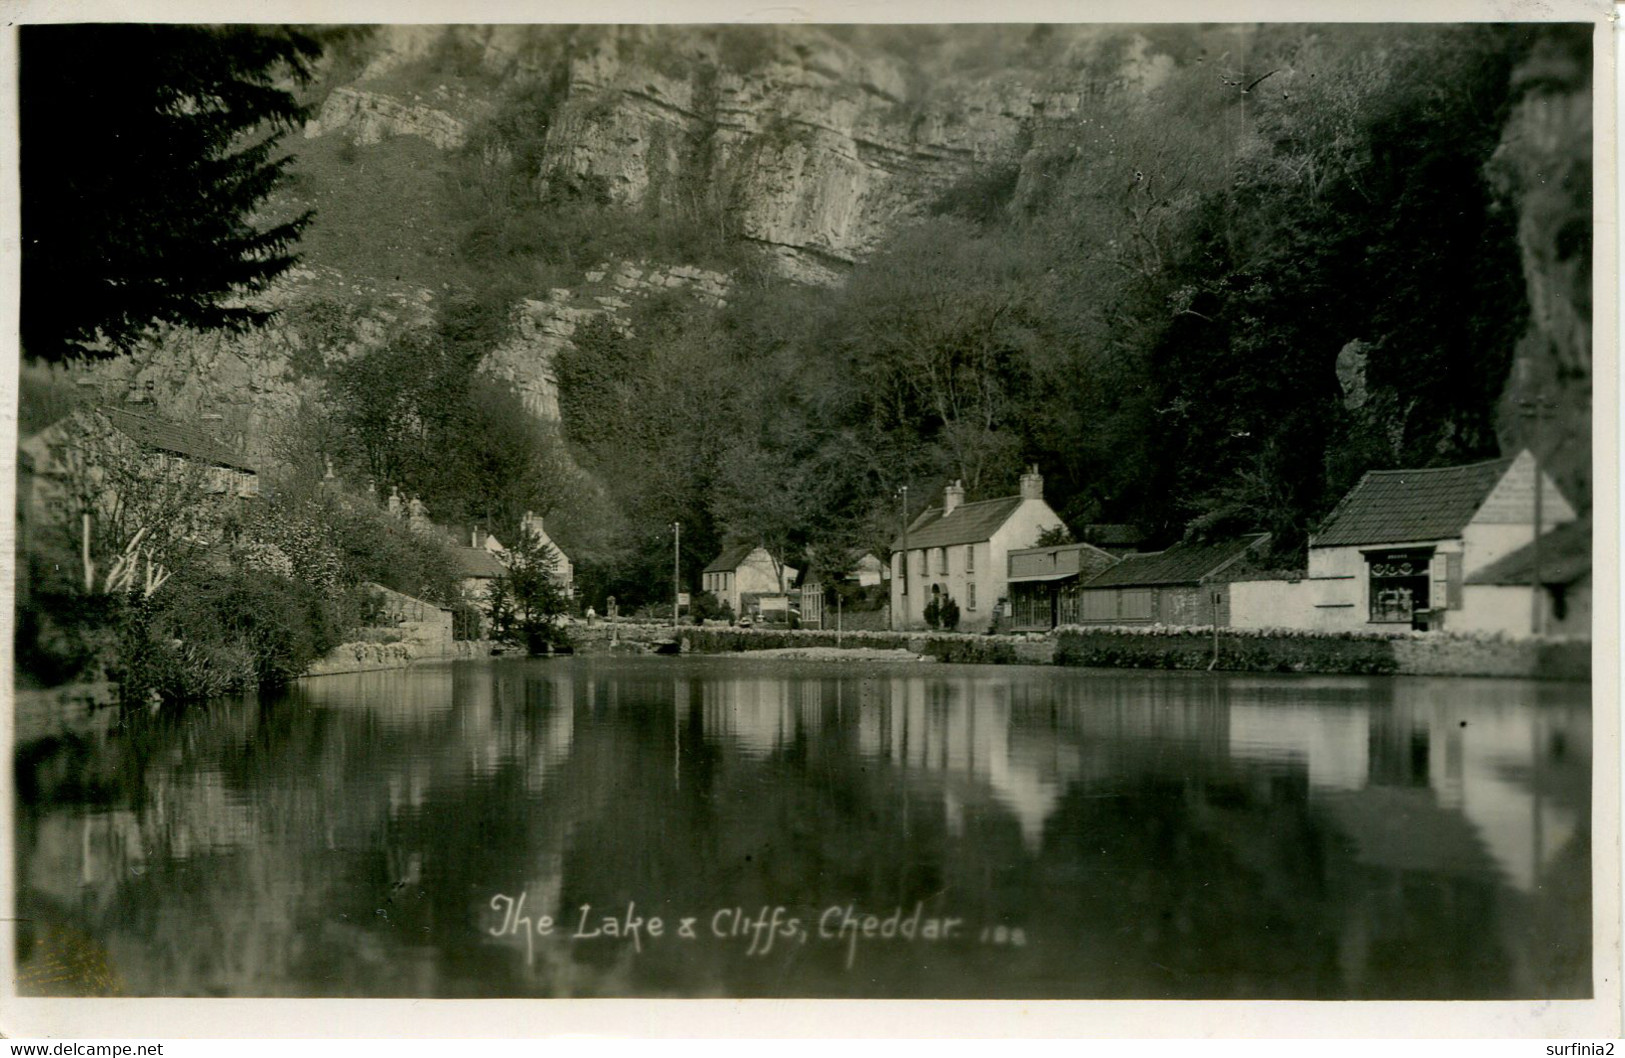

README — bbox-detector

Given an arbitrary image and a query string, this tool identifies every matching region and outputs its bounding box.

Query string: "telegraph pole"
[672,521,681,633]
[898,484,910,631]
[1518,394,1557,636]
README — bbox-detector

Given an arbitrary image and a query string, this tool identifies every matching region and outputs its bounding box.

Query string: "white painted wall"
[889,496,1063,632]
[1230,579,1317,630]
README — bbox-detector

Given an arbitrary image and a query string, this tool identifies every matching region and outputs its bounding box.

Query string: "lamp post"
[672,521,681,634]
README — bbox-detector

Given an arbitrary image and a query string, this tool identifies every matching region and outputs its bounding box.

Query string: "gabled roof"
[100,406,257,473]
[1082,534,1269,588]
[1466,519,1591,586]
[890,495,1025,551]
[1312,456,1513,548]
[704,542,760,574]
[454,547,507,579]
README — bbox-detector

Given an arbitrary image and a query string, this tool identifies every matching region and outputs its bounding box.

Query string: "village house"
[846,551,887,588]
[1072,534,1271,626]
[454,544,508,608]
[20,404,260,513]
[889,467,1066,634]
[1459,518,1590,636]
[702,543,798,619]
[1005,541,1120,631]
[1298,451,1576,633]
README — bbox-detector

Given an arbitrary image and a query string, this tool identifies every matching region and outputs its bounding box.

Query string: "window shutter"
[1445,552,1463,609]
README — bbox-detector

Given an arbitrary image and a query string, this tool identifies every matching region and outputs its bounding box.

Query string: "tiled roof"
[1312,457,1513,548]
[1082,534,1269,588]
[454,547,507,579]
[704,542,759,574]
[889,495,1024,551]
[100,406,256,473]
[1466,519,1591,586]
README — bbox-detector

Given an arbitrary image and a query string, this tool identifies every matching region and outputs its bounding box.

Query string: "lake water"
[13,656,1592,999]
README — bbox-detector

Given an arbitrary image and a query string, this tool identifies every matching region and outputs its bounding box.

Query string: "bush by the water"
[112,566,351,703]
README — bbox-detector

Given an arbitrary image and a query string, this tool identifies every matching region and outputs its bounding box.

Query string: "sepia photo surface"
[3,0,1618,1038]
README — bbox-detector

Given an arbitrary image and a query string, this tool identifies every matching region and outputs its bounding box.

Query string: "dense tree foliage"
[20,25,323,361]
[535,23,1551,598]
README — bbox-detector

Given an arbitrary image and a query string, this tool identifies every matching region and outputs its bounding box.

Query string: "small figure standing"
[586,605,597,627]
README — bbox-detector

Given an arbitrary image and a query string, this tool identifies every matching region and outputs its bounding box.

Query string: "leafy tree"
[485,529,571,653]
[20,25,321,361]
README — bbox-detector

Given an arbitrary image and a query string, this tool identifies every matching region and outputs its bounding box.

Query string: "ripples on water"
[14,657,1591,999]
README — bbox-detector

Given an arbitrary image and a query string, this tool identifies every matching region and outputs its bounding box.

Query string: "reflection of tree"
[14,662,1591,999]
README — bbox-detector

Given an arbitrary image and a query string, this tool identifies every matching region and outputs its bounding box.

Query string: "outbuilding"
[1073,534,1271,626]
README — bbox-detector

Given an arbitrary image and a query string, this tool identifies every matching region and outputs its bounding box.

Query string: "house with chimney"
[457,510,574,608]
[889,467,1066,633]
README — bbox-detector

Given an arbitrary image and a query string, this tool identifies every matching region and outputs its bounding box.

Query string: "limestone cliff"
[1488,26,1593,512]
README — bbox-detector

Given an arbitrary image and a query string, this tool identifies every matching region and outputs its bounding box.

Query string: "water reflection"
[15,657,1590,998]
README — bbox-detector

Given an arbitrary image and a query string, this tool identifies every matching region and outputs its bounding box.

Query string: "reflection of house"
[889,467,1065,633]
[1074,534,1270,626]
[1460,518,1590,636]
[1306,452,1575,632]
[701,544,797,617]
[1006,541,1119,631]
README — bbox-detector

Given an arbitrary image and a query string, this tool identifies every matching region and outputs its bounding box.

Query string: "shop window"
[1366,549,1433,623]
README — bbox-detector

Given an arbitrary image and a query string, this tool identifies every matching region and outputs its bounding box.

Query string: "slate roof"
[1466,519,1591,586]
[100,406,256,473]
[454,547,507,579]
[704,542,760,574]
[1312,457,1513,548]
[889,496,1025,551]
[1081,534,1269,589]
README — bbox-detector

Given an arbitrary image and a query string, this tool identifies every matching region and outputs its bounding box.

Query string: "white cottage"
[702,544,798,619]
[1306,451,1575,632]
[889,467,1065,633]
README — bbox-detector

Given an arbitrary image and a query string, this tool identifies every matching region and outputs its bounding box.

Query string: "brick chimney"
[943,480,964,516]
[1019,464,1044,501]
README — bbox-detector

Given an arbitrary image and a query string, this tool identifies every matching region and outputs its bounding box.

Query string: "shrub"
[114,567,350,703]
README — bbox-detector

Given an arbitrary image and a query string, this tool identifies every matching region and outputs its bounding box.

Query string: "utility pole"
[672,521,681,633]
[1517,395,1556,635]
[898,484,910,631]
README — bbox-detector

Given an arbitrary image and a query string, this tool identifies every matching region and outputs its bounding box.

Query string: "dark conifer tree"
[19,24,322,361]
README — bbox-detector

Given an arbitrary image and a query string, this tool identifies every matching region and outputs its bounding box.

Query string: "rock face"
[535,28,1063,281]
[483,260,731,420]
[305,87,470,149]
[301,25,1137,283]
[1488,26,1592,512]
